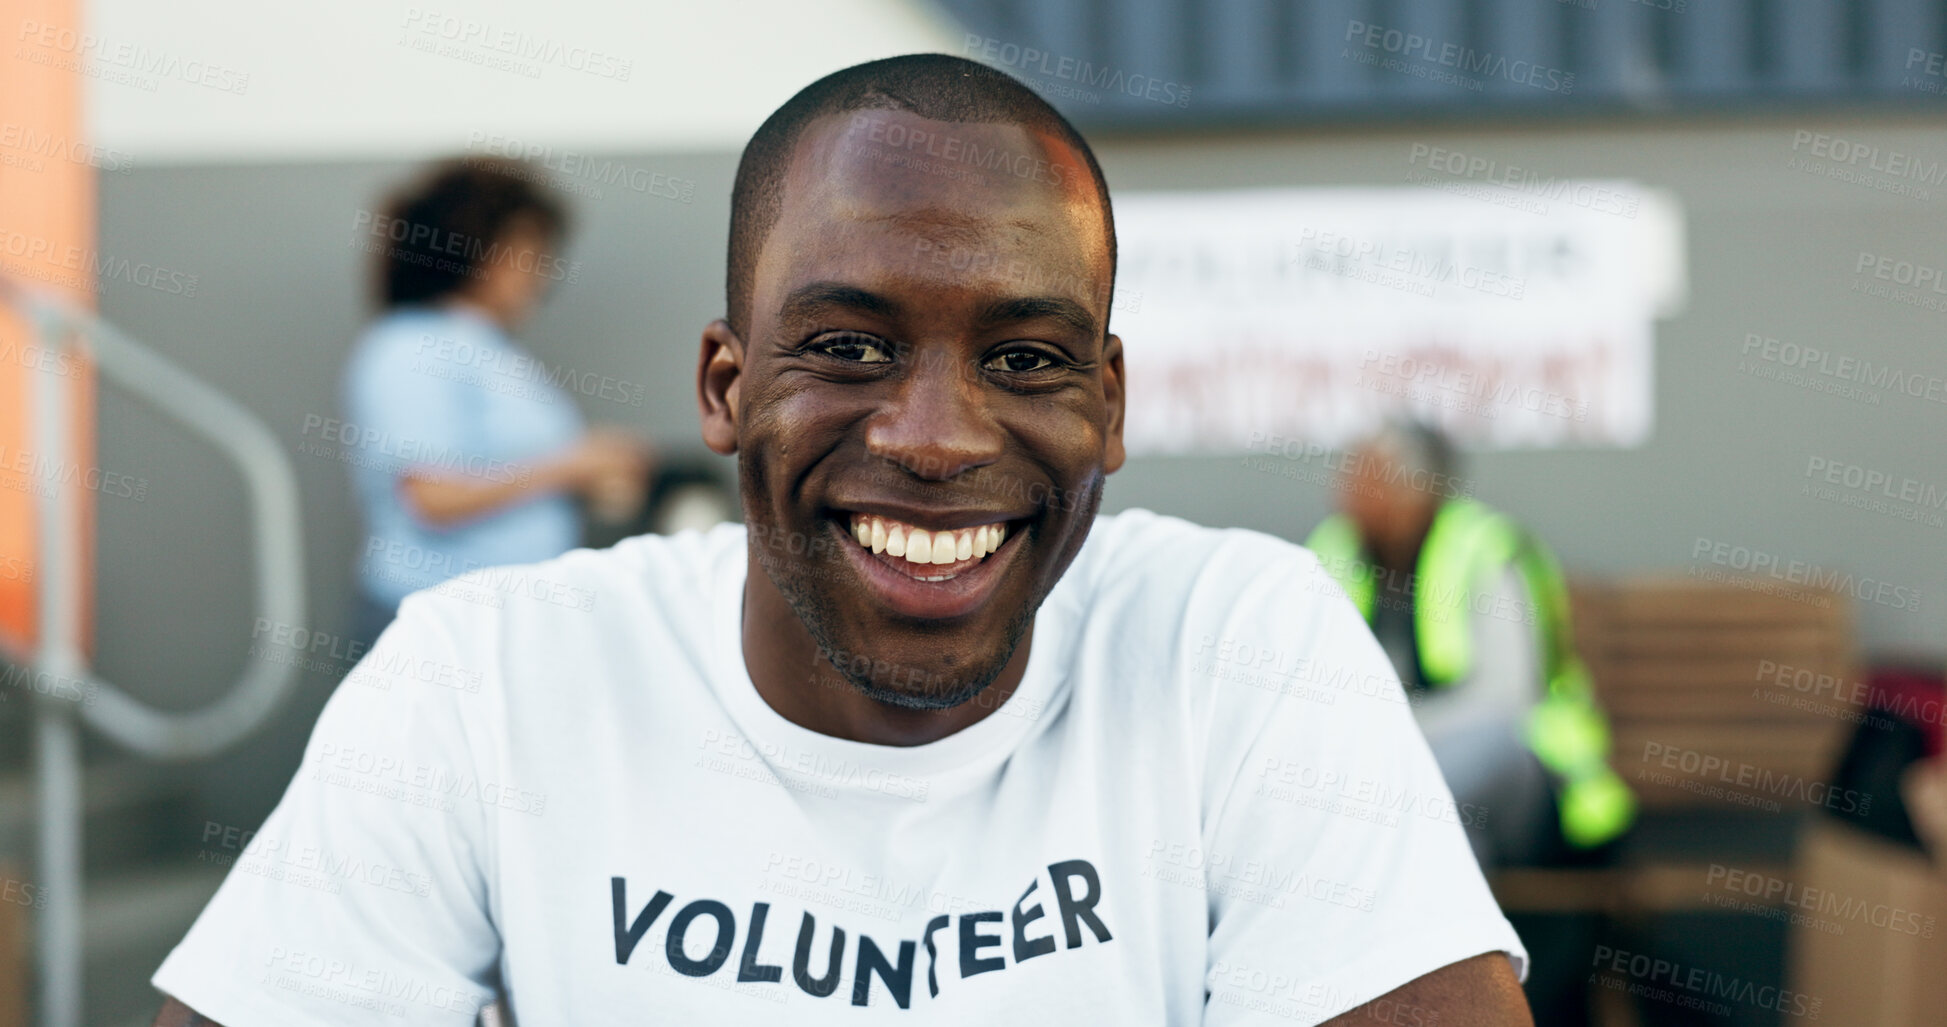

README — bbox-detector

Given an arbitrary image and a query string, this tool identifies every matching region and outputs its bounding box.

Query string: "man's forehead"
[764,110,1104,275]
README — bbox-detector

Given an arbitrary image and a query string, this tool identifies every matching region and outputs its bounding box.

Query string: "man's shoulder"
[403,522,747,632]
[1059,510,1353,705]
[1070,508,1330,614]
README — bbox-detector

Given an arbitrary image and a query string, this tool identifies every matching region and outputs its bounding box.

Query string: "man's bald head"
[726,53,1116,339]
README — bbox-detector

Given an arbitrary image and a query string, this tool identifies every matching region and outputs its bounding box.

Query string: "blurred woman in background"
[343,157,653,648]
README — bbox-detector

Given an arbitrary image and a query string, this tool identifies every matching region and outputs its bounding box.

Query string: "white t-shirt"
[153,509,1525,1026]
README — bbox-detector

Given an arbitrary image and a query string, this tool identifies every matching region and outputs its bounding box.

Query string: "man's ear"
[697,318,745,456]
[1102,332,1126,474]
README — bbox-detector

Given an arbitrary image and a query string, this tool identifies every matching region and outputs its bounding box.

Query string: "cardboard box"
[0,861,22,1027]
[1572,577,1859,810]
[1788,820,1947,1025]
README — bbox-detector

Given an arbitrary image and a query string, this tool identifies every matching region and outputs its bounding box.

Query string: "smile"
[828,508,1025,621]
[847,513,1008,581]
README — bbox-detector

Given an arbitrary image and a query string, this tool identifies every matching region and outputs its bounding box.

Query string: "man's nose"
[864,350,1004,482]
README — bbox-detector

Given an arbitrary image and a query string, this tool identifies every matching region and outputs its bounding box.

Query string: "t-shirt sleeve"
[1196,542,1527,1026]
[151,595,502,1026]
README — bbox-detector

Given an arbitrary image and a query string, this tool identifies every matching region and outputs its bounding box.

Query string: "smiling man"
[151,55,1531,1026]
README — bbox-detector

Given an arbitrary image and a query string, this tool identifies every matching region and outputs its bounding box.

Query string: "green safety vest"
[1306,500,1635,849]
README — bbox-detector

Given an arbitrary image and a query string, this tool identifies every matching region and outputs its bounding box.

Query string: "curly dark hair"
[370,156,569,308]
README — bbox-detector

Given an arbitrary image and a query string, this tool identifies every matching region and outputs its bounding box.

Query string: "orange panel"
[0,0,95,659]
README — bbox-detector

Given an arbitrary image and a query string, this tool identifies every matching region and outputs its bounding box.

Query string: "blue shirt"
[342,305,585,608]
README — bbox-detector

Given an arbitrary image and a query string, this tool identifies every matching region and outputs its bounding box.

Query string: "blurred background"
[1,0,1944,1023]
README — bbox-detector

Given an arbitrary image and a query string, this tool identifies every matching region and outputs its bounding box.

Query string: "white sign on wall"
[1108,184,1686,454]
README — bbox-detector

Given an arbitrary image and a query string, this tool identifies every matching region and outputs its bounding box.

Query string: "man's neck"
[739,557,1031,747]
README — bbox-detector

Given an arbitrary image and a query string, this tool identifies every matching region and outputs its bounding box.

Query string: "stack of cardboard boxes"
[1572,575,1858,810]
[1574,574,1947,1023]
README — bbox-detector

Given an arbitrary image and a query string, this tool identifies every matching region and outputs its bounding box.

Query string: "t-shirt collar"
[709,528,1067,786]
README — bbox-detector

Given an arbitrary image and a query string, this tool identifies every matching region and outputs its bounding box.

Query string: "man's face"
[1339,444,1435,556]
[718,109,1123,709]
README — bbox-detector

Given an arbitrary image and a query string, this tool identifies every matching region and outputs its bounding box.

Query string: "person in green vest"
[1305,420,1634,867]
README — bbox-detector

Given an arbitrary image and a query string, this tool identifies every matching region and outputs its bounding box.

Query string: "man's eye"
[812,335,893,363]
[985,349,1055,373]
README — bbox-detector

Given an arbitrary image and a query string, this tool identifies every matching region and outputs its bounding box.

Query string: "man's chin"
[816,637,1008,710]
[848,675,998,711]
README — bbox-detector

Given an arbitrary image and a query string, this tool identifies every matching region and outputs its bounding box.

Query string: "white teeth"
[847,514,1011,569]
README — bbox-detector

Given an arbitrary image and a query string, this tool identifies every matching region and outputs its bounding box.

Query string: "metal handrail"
[2,273,306,1027]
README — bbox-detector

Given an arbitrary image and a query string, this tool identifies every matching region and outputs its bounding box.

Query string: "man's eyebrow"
[777,282,901,326]
[977,296,1099,340]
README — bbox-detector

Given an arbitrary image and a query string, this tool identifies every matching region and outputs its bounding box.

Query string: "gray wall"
[92,113,1947,825]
